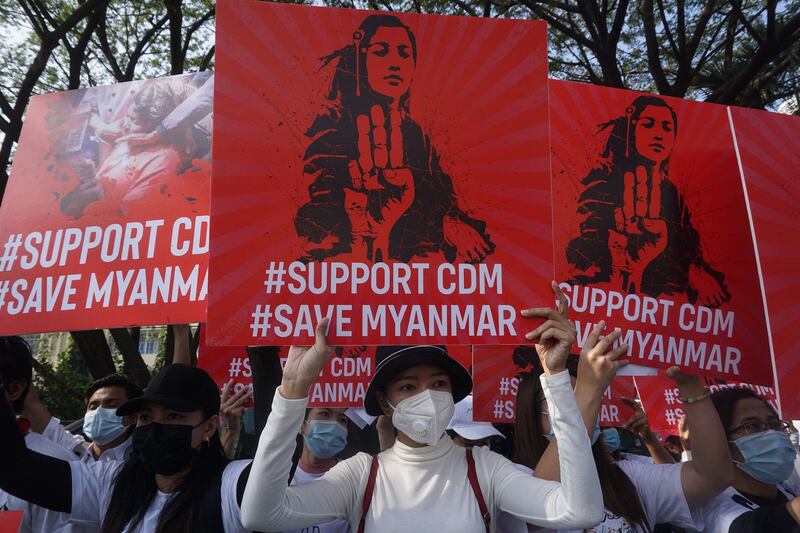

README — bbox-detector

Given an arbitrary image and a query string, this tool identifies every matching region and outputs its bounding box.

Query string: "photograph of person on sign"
[296,15,494,264]
[48,73,211,219]
[209,1,552,346]
[550,80,771,384]
[566,95,729,308]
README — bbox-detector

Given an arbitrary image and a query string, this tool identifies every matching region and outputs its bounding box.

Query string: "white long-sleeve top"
[241,371,603,532]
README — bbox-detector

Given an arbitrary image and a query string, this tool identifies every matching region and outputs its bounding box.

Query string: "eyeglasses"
[728,419,792,437]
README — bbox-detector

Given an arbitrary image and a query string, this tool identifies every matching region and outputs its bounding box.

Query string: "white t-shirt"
[0,432,92,533]
[690,481,799,533]
[67,458,251,532]
[542,459,699,533]
[284,464,351,533]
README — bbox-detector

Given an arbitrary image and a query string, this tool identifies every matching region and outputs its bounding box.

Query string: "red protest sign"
[599,376,638,427]
[279,346,375,407]
[0,73,212,334]
[472,345,539,423]
[636,375,781,434]
[0,511,23,533]
[197,332,254,408]
[208,1,553,346]
[729,107,800,419]
[703,378,779,413]
[634,376,685,433]
[550,80,771,384]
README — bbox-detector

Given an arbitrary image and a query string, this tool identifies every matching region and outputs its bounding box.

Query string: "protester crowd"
[0,282,796,533]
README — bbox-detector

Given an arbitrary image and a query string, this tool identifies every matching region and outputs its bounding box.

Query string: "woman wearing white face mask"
[241,283,606,532]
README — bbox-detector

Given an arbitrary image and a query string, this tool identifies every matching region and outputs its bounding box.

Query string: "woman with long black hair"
[0,362,251,532]
[295,14,494,264]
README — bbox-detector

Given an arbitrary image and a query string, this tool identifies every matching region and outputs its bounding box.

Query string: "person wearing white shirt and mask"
[525,320,733,533]
[689,388,800,533]
[241,283,607,532]
[24,374,143,463]
[285,407,352,533]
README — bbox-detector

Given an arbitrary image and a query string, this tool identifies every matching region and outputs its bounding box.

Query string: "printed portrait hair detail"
[566,95,730,308]
[293,14,495,264]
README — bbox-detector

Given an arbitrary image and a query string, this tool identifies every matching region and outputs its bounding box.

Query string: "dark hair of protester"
[0,336,33,412]
[710,386,777,431]
[513,371,549,469]
[515,366,650,530]
[85,373,144,403]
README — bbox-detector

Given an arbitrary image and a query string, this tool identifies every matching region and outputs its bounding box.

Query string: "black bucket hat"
[117,364,220,417]
[363,345,472,416]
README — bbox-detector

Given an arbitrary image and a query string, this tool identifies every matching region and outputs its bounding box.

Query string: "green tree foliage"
[33,335,93,421]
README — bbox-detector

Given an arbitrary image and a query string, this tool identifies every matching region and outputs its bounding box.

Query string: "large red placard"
[550,80,771,384]
[635,375,778,433]
[209,1,552,346]
[0,73,211,334]
[729,107,800,419]
[198,341,470,408]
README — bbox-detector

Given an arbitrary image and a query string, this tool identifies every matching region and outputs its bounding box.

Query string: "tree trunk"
[108,328,151,387]
[70,330,116,379]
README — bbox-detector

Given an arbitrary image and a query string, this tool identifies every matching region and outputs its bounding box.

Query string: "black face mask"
[132,421,203,475]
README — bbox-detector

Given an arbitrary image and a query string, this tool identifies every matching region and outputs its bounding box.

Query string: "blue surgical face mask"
[83,407,127,446]
[602,428,621,453]
[304,420,348,459]
[544,410,601,444]
[732,430,798,485]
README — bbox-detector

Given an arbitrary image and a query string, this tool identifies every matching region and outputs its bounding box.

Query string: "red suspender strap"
[357,455,380,533]
[466,447,491,533]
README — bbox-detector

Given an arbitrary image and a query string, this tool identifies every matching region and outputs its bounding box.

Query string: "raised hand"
[621,396,652,440]
[280,318,335,399]
[349,105,414,262]
[576,322,629,393]
[520,282,577,376]
[609,164,668,292]
[220,379,251,431]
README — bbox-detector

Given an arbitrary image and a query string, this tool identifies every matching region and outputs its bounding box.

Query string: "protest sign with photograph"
[0,73,212,334]
[729,107,800,419]
[550,80,772,385]
[209,1,552,346]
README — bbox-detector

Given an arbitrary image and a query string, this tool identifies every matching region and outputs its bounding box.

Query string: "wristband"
[679,388,710,405]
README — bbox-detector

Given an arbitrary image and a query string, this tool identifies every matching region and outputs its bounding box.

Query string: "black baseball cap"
[117,364,220,417]
[363,345,472,416]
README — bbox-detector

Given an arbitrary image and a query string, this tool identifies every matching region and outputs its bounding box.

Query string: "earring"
[624,105,634,158]
[353,31,364,97]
